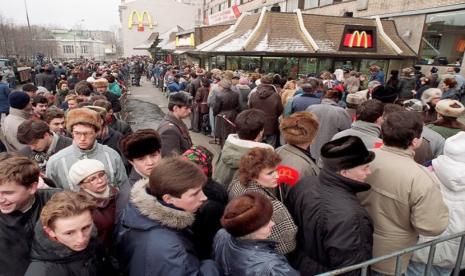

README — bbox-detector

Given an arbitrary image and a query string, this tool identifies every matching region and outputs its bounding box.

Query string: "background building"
[119,0,198,57]
[49,30,105,61]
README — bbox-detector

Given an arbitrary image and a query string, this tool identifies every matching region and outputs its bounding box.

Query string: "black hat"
[8,91,31,109]
[321,136,375,171]
[371,85,397,104]
[119,129,161,160]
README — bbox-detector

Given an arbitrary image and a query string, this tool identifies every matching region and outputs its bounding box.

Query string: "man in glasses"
[46,107,128,191]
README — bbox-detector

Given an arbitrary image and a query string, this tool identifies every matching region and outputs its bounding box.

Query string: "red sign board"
[339,25,377,52]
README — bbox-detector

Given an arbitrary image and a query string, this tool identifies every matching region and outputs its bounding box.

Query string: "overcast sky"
[0,0,121,31]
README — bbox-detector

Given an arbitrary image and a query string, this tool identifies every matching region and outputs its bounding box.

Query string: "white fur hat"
[68,159,105,187]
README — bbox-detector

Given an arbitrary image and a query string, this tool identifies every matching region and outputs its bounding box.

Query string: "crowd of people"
[0,57,465,276]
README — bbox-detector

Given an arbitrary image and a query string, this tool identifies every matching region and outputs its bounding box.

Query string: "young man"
[213,109,273,189]
[92,78,121,113]
[286,136,375,275]
[115,158,220,276]
[31,95,48,121]
[43,107,66,136]
[0,154,56,276]
[22,83,38,98]
[17,119,72,172]
[157,91,193,157]
[93,99,132,136]
[2,91,32,152]
[46,107,128,191]
[358,111,449,275]
[25,191,112,276]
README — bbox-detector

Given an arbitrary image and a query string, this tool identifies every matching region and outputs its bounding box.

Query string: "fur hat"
[435,99,465,118]
[346,92,367,105]
[321,135,375,171]
[66,107,102,133]
[68,159,105,187]
[8,91,30,109]
[119,129,161,160]
[421,88,442,105]
[93,78,108,88]
[84,105,107,121]
[280,111,319,145]
[371,85,397,103]
[260,74,273,85]
[221,192,273,237]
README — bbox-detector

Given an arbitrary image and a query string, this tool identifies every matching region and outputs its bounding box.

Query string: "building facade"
[49,30,106,61]
[119,0,198,57]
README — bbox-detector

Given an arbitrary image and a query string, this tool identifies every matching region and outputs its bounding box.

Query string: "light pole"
[72,19,84,61]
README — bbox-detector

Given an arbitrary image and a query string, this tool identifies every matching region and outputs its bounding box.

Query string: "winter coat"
[167,82,181,93]
[332,120,382,149]
[212,88,240,141]
[0,82,10,113]
[195,87,210,114]
[98,127,124,157]
[108,115,132,136]
[345,76,360,93]
[213,134,274,188]
[192,179,228,260]
[358,146,449,274]
[108,82,122,97]
[213,229,299,276]
[157,112,193,157]
[422,126,445,158]
[370,71,385,85]
[189,77,201,98]
[286,168,373,275]
[102,91,122,113]
[114,179,221,276]
[397,77,416,99]
[19,133,73,172]
[412,143,465,268]
[0,189,56,276]
[236,84,251,110]
[228,179,297,255]
[306,99,352,161]
[249,84,283,136]
[441,87,460,101]
[1,107,30,152]
[428,119,465,139]
[46,141,128,191]
[291,93,321,113]
[25,222,112,276]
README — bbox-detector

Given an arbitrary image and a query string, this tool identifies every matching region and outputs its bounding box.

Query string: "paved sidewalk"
[126,78,221,158]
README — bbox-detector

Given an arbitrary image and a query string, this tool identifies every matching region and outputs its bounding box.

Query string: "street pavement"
[125,78,221,158]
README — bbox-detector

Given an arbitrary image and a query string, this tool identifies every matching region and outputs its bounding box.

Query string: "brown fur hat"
[280,111,319,145]
[66,107,102,133]
[221,192,273,237]
[119,129,162,160]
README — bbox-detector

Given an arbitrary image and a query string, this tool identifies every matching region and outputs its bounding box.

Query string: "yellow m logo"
[128,10,154,31]
[348,31,368,48]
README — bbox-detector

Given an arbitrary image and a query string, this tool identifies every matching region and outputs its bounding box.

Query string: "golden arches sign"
[348,31,369,48]
[128,10,155,32]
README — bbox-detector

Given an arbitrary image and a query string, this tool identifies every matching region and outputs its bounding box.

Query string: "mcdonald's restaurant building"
[179,9,416,78]
[119,0,197,57]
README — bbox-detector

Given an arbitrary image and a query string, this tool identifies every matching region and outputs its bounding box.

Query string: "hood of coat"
[256,84,276,99]
[129,179,195,230]
[433,156,465,192]
[30,221,97,263]
[220,134,274,169]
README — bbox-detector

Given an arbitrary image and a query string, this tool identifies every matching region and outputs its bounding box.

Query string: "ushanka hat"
[280,111,319,145]
[321,135,375,171]
[435,99,465,118]
[119,129,162,160]
[66,107,102,133]
[221,192,273,237]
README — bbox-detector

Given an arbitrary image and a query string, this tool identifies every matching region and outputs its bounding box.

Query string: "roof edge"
[294,9,320,52]
[242,7,267,51]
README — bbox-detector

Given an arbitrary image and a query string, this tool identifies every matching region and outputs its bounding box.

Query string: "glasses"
[72,131,95,138]
[82,171,107,184]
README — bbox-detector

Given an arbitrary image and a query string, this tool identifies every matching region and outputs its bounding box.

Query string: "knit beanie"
[221,192,273,237]
[280,111,319,145]
[68,159,105,187]
[8,91,31,109]
[66,107,102,133]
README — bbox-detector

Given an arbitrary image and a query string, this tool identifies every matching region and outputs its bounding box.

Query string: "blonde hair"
[0,154,40,188]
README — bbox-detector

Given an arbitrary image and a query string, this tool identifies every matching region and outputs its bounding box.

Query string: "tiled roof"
[196,11,416,58]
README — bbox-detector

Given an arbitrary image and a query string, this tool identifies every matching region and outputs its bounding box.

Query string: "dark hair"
[239,148,281,186]
[454,67,461,74]
[32,95,48,107]
[383,103,403,117]
[105,75,116,83]
[93,99,112,112]
[324,89,342,101]
[381,111,423,149]
[75,80,93,96]
[168,92,192,111]
[43,107,65,124]
[444,78,457,89]
[235,109,266,140]
[0,155,40,188]
[190,72,197,79]
[201,79,210,88]
[301,83,314,94]
[356,99,385,123]
[148,158,206,199]
[17,120,50,144]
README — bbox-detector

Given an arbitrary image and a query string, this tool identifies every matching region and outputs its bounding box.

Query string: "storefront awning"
[133,32,159,50]
[195,9,416,58]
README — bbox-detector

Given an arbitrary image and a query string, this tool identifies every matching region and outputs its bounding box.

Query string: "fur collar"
[130,179,195,230]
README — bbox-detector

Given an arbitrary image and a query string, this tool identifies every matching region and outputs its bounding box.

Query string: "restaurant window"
[419,10,465,66]
[359,59,388,76]
[226,56,261,72]
[304,0,319,9]
[262,57,299,79]
[217,55,226,70]
[317,58,333,73]
[299,57,318,77]
[227,56,240,71]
